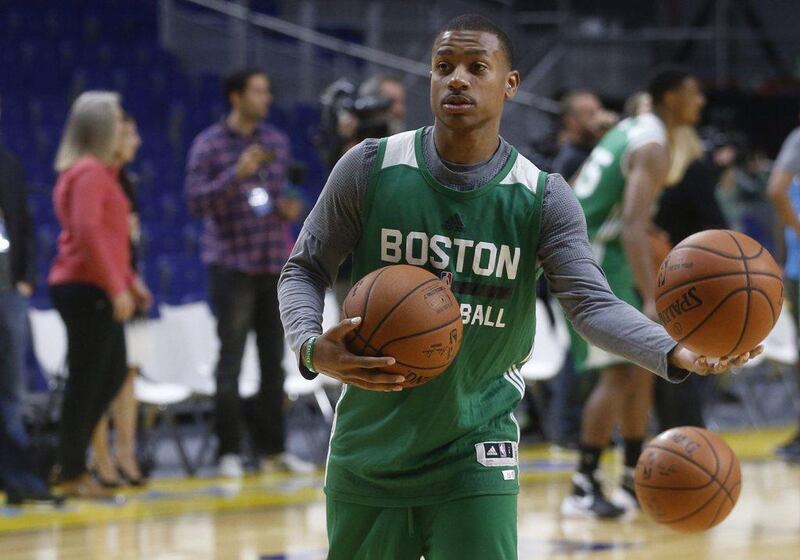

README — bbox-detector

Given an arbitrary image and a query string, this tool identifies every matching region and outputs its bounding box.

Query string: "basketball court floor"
[1,427,797,559]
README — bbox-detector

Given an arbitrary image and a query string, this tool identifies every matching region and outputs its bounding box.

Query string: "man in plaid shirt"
[185,68,310,477]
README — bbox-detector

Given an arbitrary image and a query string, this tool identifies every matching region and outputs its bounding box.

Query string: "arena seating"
[0,0,326,308]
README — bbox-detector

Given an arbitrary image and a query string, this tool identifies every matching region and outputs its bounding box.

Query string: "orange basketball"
[342,265,463,388]
[655,230,783,357]
[635,427,741,533]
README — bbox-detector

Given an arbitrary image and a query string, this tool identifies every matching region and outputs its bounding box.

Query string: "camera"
[319,78,394,166]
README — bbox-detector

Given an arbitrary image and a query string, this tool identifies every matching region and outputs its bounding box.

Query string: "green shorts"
[326,494,517,560]
[569,243,641,373]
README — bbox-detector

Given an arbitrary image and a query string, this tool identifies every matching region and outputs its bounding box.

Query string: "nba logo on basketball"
[440,271,453,286]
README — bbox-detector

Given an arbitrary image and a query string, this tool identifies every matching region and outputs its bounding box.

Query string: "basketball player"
[563,68,710,519]
[279,16,758,559]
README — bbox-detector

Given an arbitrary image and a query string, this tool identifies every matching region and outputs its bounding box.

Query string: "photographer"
[318,75,408,304]
[185,68,310,477]
[358,75,407,136]
[320,75,407,169]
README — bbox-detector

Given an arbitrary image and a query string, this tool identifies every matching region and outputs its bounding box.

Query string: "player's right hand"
[306,317,405,392]
[235,145,270,179]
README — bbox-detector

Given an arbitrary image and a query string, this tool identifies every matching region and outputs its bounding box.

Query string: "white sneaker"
[610,468,640,513]
[611,486,639,513]
[610,485,640,513]
[263,452,315,474]
[560,473,626,519]
[218,454,244,478]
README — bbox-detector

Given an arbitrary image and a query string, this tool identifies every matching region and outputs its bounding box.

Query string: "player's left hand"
[669,344,764,375]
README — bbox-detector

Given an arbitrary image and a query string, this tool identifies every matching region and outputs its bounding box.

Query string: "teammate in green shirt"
[279,16,759,560]
[563,69,710,519]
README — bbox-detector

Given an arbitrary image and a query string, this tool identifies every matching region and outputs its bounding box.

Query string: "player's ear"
[504,71,520,101]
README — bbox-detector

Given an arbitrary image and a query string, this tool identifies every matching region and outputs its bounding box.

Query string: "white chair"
[27,308,69,437]
[119,317,200,476]
[733,303,800,425]
[156,301,262,397]
[134,376,193,406]
[319,290,346,389]
[132,318,195,407]
[518,299,570,382]
[283,340,333,421]
[157,302,218,395]
[28,308,68,385]
[742,304,798,368]
[240,334,261,399]
[282,290,343,422]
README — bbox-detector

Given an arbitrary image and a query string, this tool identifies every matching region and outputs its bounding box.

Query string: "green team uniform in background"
[569,113,667,372]
[326,129,545,558]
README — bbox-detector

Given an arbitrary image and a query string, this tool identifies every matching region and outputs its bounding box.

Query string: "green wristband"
[304,336,318,374]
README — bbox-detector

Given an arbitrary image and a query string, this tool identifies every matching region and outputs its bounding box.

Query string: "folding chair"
[517,299,571,438]
[733,304,800,426]
[26,308,69,474]
[27,308,68,386]
[282,290,343,420]
[153,302,220,473]
[157,302,218,394]
[156,301,286,470]
[130,317,198,476]
[27,308,68,420]
[519,299,571,383]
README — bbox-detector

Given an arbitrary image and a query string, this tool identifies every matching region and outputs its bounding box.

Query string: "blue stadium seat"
[6,0,328,305]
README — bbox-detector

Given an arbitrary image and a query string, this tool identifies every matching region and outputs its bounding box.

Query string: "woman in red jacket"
[89,112,150,488]
[49,91,150,498]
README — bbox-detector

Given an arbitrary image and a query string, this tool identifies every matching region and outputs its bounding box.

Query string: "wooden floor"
[1,428,798,559]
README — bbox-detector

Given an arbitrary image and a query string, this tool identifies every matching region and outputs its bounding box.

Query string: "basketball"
[635,427,742,533]
[654,229,783,357]
[342,265,463,388]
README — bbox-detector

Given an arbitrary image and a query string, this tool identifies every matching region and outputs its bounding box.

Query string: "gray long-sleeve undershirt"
[278,128,688,382]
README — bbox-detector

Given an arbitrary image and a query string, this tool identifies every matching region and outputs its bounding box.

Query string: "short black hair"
[647,66,693,106]
[437,14,515,68]
[223,68,267,105]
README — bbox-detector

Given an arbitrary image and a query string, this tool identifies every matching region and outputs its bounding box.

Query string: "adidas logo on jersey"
[442,213,466,234]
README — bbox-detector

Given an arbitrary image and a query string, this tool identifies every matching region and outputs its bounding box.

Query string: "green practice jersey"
[325,128,546,507]
[568,113,667,371]
[573,113,667,259]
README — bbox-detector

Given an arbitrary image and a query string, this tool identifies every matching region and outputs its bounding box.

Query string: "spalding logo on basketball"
[655,230,783,357]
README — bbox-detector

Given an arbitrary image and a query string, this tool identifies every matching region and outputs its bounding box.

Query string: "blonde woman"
[657,126,729,246]
[653,125,728,431]
[89,113,150,487]
[48,92,150,498]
